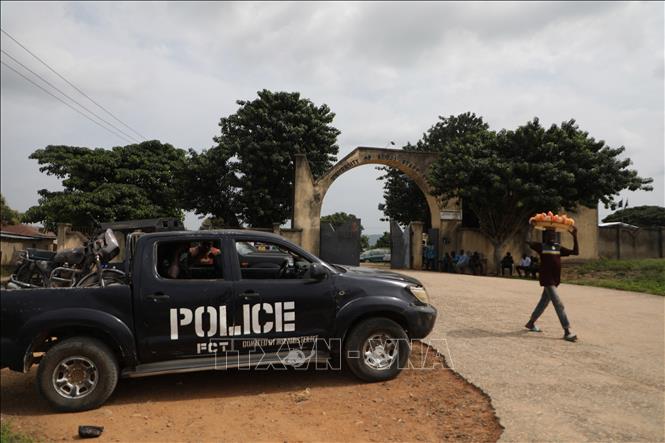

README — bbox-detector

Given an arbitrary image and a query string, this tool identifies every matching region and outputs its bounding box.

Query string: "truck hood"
[335,265,423,286]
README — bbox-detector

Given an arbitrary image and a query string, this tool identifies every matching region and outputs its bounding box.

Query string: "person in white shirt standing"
[516,254,532,277]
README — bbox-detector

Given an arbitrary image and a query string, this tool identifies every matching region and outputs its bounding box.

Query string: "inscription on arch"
[326,151,426,183]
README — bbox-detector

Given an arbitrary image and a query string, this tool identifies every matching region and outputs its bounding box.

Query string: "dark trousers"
[530,286,570,329]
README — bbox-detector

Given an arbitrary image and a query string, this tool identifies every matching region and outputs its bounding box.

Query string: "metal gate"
[320,219,361,266]
[426,227,439,271]
[390,221,411,269]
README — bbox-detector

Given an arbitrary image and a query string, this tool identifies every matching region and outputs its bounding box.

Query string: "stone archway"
[292,147,457,264]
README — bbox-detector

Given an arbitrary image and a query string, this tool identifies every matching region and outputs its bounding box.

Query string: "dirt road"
[410,271,665,442]
[0,342,501,442]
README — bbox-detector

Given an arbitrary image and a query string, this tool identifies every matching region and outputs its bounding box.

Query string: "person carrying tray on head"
[524,226,579,342]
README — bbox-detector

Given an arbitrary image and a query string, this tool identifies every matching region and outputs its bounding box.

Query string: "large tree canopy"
[1,193,21,225]
[23,141,187,230]
[211,89,340,227]
[379,113,491,226]
[183,144,240,227]
[602,205,665,227]
[427,116,653,270]
[377,165,430,228]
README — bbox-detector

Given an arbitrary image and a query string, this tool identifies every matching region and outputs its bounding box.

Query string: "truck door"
[135,236,235,363]
[230,236,336,358]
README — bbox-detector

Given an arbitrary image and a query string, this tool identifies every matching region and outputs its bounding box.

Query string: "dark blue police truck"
[1,230,436,412]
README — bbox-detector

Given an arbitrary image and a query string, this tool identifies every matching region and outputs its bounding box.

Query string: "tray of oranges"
[529,211,575,232]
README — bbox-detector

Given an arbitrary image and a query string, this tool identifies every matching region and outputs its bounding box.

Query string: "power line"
[1,27,148,140]
[1,61,134,144]
[2,49,140,143]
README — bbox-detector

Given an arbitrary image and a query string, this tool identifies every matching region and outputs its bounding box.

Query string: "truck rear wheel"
[36,337,119,412]
[344,318,410,382]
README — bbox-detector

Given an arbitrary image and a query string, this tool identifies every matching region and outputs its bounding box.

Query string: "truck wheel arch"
[18,309,137,372]
[332,299,410,355]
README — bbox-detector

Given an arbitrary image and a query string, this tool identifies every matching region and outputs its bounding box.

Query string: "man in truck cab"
[166,240,222,278]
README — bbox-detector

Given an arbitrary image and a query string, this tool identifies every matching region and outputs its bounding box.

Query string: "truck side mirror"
[309,263,327,280]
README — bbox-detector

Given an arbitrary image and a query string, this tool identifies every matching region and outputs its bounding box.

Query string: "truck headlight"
[408,286,429,305]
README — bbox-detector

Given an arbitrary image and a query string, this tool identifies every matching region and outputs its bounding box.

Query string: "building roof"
[598,222,640,230]
[100,217,184,232]
[0,224,56,240]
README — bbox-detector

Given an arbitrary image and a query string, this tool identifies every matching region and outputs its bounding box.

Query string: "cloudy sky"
[1,1,663,234]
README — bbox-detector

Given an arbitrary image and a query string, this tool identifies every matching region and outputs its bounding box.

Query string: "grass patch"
[562,259,665,296]
[0,421,35,443]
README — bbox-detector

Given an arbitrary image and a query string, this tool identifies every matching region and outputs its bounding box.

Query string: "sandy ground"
[2,270,663,442]
[408,270,665,442]
[0,342,501,442]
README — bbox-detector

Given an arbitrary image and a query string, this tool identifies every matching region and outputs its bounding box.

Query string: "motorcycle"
[8,228,126,289]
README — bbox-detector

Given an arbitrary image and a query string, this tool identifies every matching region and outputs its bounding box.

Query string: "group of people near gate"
[432,249,485,275]
[499,252,541,278]
[425,247,540,279]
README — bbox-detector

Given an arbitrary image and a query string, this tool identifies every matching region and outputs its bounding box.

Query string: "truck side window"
[157,240,223,280]
[235,240,312,280]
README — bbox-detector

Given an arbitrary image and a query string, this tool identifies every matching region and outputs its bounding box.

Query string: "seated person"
[501,252,514,276]
[440,252,453,273]
[516,254,532,277]
[167,241,221,278]
[470,251,484,275]
[455,250,470,274]
[528,255,540,278]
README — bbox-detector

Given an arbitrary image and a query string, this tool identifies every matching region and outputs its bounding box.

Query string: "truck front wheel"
[36,337,119,412]
[344,318,410,382]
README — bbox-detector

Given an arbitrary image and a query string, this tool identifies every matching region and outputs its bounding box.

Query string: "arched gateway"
[292,147,459,265]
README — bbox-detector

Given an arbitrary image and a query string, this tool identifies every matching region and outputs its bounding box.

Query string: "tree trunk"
[492,241,504,276]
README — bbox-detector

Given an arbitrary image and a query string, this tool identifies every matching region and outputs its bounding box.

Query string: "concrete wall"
[442,206,599,272]
[598,226,664,259]
[0,238,56,265]
[56,224,88,251]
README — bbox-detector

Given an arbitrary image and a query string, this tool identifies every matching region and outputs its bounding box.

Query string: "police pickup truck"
[1,230,436,412]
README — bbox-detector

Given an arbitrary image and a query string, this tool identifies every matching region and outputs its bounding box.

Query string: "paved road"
[405,271,665,442]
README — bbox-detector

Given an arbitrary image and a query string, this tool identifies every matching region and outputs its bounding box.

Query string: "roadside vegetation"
[0,421,34,443]
[562,259,665,296]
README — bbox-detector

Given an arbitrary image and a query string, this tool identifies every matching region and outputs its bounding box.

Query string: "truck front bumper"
[405,304,437,339]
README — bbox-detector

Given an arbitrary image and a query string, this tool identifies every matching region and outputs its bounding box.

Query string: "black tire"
[36,337,119,412]
[15,262,46,287]
[343,317,410,382]
[76,270,126,288]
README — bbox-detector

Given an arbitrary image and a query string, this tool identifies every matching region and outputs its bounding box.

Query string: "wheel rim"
[362,333,398,370]
[52,356,99,399]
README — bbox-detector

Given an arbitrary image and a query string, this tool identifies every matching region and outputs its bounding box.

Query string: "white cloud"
[1,1,662,232]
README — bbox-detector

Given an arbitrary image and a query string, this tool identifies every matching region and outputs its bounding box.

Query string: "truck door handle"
[241,291,260,301]
[146,292,170,302]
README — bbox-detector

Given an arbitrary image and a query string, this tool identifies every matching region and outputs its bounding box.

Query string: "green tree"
[1,193,21,225]
[377,166,429,228]
[23,141,187,231]
[199,216,227,230]
[213,90,340,227]
[602,205,665,227]
[184,145,240,227]
[321,211,365,250]
[320,211,364,231]
[379,113,490,226]
[375,231,391,249]
[360,235,370,251]
[428,117,653,272]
